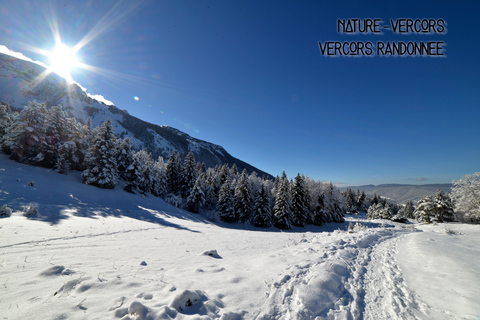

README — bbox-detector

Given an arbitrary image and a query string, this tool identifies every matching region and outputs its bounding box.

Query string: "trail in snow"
[255,225,421,320]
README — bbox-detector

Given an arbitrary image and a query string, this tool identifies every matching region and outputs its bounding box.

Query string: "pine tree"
[344,188,357,213]
[187,173,206,213]
[273,172,292,229]
[217,180,235,223]
[433,189,455,222]
[291,173,309,227]
[166,151,181,194]
[81,119,118,189]
[234,169,253,222]
[252,184,273,228]
[357,190,366,211]
[117,137,134,181]
[43,105,67,167]
[404,201,415,219]
[8,101,48,164]
[415,196,435,223]
[55,142,70,174]
[312,193,326,225]
[0,104,14,141]
[181,150,198,198]
[151,157,167,197]
[134,149,155,193]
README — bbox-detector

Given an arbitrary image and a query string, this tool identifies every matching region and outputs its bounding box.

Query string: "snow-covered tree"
[187,173,206,213]
[404,201,415,219]
[433,189,455,222]
[312,193,327,225]
[55,142,70,174]
[0,104,14,140]
[151,157,167,197]
[217,180,235,223]
[134,149,155,193]
[415,196,436,223]
[290,173,309,227]
[166,151,182,195]
[117,137,134,180]
[181,150,198,198]
[82,119,118,189]
[273,172,293,229]
[252,184,273,228]
[6,101,48,164]
[344,188,357,213]
[234,169,253,222]
[415,190,455,223]
[43,105,68,167]
[451,173,480,223]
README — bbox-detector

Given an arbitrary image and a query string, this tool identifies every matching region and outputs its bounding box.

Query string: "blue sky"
[1,0,479,186]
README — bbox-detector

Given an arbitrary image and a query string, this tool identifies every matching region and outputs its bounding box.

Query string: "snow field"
[1,155,480,319]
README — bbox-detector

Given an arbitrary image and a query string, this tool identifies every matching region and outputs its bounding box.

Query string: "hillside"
[0,51,272,178]
[1,155,479,319]
[341,183,453,204]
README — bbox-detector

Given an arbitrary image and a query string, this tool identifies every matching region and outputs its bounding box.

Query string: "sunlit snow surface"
[0,155,479,319]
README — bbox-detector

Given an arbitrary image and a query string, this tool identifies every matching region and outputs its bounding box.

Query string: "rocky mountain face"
[0,51,272,178]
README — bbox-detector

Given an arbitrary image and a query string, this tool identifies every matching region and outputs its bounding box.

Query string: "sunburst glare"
[46,42,79,82]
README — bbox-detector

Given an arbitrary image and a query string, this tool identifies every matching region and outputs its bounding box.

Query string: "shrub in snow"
[169,290,206,314]
[165,193,184,208]
[0,204,12,217]
[28,181,35,186]
[23,203,38,216]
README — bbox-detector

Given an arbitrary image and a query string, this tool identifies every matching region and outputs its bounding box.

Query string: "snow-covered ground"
[1,155,479,319]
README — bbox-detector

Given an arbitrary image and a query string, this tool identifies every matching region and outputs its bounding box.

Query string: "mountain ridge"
[0,50,272,178]
[340,183,453,204]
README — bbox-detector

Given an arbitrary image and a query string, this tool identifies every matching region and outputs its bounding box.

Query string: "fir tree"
[291,173,309,227]
[217,180,235,223]
[187,173,206,213]
[312,193,326,225]
[433,189,455,222]
[8,101,48,164]
[82,119,118,189]
[117,137,134,180]
[181,150,198,198]
[404,201,415,219]
[166,151,181,194]
[234,169,253,222]
[273,172,292,229]
[415,196,435,223]
[151,157,167,197]
[55,142,70,174]
[252,184,273,228]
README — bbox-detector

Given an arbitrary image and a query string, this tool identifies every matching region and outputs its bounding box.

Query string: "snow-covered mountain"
[0,51,272,177]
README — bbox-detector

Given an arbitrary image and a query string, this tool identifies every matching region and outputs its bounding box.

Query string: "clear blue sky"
[2,0,479,186]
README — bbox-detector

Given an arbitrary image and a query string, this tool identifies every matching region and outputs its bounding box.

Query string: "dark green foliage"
[252,184,273,228]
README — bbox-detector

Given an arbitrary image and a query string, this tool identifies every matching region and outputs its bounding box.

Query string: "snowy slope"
[1,156,479,319]
[0,50,271,177]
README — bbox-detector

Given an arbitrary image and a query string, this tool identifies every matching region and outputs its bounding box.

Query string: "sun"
[47,42,80,82]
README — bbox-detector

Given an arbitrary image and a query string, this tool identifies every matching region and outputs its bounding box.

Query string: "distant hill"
[0,51,272,178]
[340,184,452,204]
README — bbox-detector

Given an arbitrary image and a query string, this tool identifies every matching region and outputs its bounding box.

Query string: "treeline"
[0,102,346,229]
